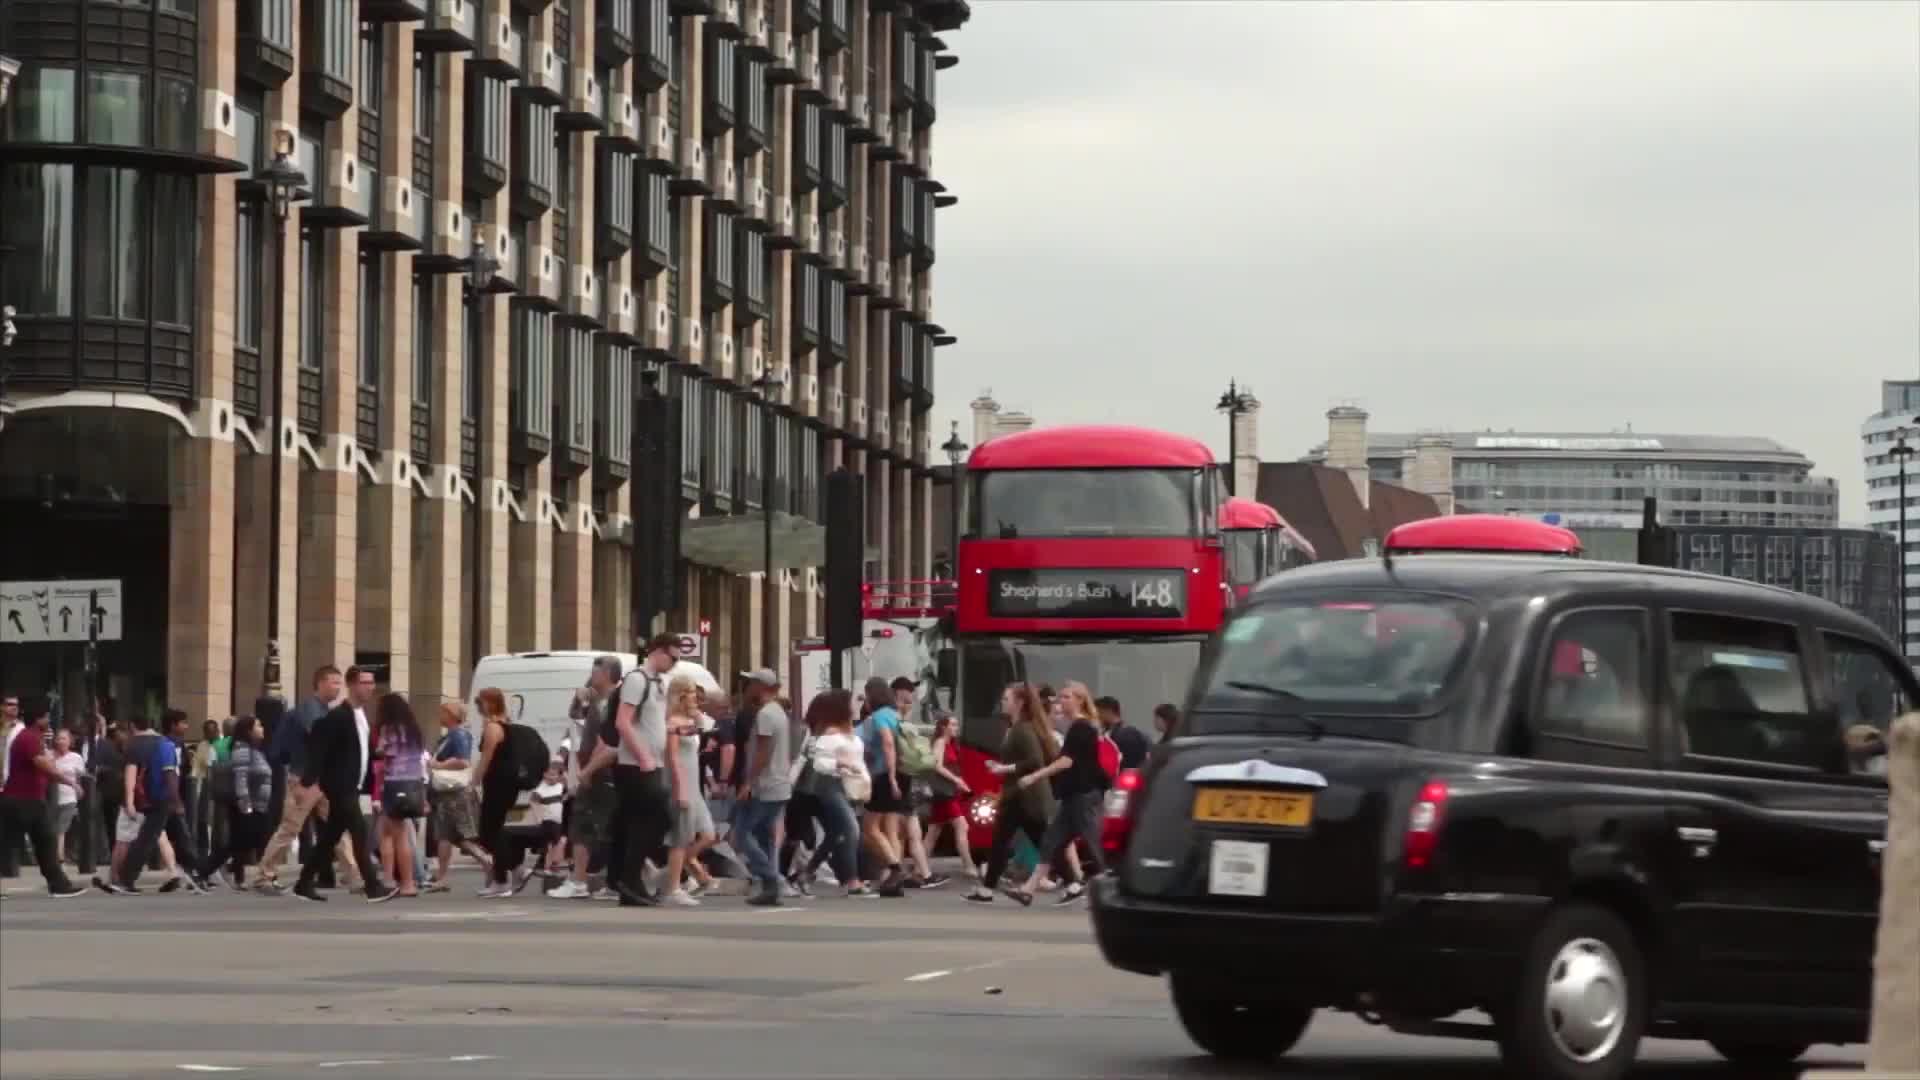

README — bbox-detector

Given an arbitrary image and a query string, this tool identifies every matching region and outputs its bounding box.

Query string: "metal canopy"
[678,510,829,576]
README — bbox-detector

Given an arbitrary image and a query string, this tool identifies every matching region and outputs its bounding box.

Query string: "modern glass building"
[0,0,969,720]
[1306,430,1839,529]
[1860,378,1920,663]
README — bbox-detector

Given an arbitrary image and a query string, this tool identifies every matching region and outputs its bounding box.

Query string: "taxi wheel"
[1706,1038,1810,1070]
[1496,902,1647,1080]
[1169,975,1313,1062]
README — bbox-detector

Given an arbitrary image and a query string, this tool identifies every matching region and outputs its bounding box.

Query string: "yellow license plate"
[1192,788,1314,827]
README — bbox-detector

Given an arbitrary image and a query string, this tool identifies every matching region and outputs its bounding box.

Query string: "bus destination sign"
[988,568,1188,619]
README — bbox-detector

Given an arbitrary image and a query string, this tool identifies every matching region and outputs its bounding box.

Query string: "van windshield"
[1191,594,1476,729]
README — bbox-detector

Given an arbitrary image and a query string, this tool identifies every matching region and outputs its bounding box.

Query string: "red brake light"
[1403,780,1450,869]
[1101,768,1145,858]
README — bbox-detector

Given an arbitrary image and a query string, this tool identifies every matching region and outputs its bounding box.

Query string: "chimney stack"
[1326,405,1372,510]
[1233,392,1262,500]
[1410,434,1456,515]
[970,390,1002,448]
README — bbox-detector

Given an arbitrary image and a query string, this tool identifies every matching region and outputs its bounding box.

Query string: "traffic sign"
[698,618,713,635]
[674,632,704,660]
[0,579,123,644]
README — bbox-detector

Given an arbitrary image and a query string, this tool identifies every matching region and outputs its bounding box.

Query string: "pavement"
[0,867,1871,1079]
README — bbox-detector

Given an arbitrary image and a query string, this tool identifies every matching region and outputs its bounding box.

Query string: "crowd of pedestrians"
[1,644,1180,909]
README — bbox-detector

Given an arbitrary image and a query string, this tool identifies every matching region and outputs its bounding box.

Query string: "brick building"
[0,0,969,720]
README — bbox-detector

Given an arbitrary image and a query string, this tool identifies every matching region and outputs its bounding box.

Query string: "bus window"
[972,469,1201,540]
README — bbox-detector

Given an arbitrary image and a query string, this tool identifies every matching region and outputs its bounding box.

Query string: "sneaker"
[920,873,953,890]
[510,868,535,896]
[664,890,701,908]
[779,879,802,899]
[50,884,89,899]
[814,868,840,887]
[366,884,399,904]
[1053,883,1086,907]
[746,888,782,907]
[964,887,995,904]
[845,885,877,898]
[547,880,590,900]
[254,879,286,896]
[902,876,926,890]
[291,882,327,903]
[422,879,451,894]
[591,886,618,902]
[179,875,209,896]
[93,876,121,895]
[476,883,507,899]
[786,875,813,898]
[1035,879,1061,894]
[158,877,182,894]
[685,879,713,899]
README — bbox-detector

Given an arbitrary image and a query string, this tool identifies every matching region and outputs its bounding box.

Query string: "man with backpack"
[1094,696,1147,770]
[548,654,623,899]
[117,710,207,894]
[606,634,678,907]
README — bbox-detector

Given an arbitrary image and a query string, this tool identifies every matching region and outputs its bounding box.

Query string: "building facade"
[1860,378,1920,662]
[1306,428,1838,529]
[0,0,968,721]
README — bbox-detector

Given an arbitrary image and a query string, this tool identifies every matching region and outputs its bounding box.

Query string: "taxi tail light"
[1101,768,1145,858]
[1402,780,1450,870]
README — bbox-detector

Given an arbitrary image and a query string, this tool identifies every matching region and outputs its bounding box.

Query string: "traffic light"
[825,468,864,659]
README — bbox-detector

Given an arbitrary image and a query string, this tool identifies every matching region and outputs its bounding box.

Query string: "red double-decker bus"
[1384,513,1583,557]
[1219,496,1317,600]
[950,424,1226,757]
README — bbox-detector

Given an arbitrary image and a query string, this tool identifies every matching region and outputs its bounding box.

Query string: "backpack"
[1095,732,1121,781]
[895,722,936,777]
[501,722,551,792]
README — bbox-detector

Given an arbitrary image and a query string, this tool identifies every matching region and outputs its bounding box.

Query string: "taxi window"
[1536,610,1650,748]
[1669,611,1825,769]
[1823,633,1907,779]
[1197,595,1474,715]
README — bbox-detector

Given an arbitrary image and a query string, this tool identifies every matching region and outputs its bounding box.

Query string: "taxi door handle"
[1868,839,1887,858]
[1677,826,1718,858]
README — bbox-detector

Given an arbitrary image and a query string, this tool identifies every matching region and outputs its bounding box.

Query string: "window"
[0,164,76,316]
[6,67,77,143]
[462,291,480,419]
[156,76,196,152]
[972,468,1202,539]
[511,306,554,440]
[413,277,434,406]
[1534,610,1650,748]
[358,256,383,387]
[321,0,355,80]
[151,174,196,326]
[414,53,435,141]
[601,148,634,234]
[467,74,511,166]
[1824,634,1907,778]
[247,0,296,51]
[236,200,262,349]
[86,70,146,147]
[1670,612,1822,769]
[599,346,633,465]
[559,325,594,450]
[300,232,325,371]
[713,387,737,499]
[83,169,150,319]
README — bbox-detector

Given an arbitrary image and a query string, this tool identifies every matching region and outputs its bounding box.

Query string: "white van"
[467,651,637,757]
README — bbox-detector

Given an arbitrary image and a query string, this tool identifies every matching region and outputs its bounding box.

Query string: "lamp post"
[463,228,501,678]
[1215,380,1255,496]
[1894,431,1915,661]
[259,130,310,699]
[752,369,785,668]
[940,420,967,589]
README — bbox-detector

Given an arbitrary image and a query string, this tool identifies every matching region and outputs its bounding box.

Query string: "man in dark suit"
[290,666,394,903]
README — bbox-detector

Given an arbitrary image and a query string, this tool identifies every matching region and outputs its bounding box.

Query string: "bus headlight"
[968,796,997,826]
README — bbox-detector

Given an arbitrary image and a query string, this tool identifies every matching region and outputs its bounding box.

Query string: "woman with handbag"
[919,711,979,883]
[373,694,428,898]
[792,690,873,898]
[426,701,491,892]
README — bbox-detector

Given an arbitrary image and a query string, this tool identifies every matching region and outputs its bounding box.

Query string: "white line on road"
[447,1056,499,1063]
[316,1061,388,1069]
[176,1067,246,1074]
[904,969,953,982]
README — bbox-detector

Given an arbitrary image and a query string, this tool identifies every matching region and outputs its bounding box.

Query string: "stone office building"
[0,0,968,720]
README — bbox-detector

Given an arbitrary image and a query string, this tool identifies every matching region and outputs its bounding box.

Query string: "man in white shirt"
[289,666,394,904]
[606,634,678,906]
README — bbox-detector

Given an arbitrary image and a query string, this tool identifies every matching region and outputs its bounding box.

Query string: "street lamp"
[259,129,310,699]
[1215,380,1256,496]
[463,228,501,675]
[752,369,785,668]
[1893,430,1916,661]
[940,421,967,590]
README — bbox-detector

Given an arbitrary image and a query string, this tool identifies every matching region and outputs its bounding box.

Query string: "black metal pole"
[1900,452,1908,658]
[947,467,961,586]
[1225,403,1238,497]
[467,288,481,686]
[762,401,776,669]
[263,211,289,700]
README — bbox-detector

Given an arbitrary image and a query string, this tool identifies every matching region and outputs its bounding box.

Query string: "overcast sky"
[928,0,1920,521]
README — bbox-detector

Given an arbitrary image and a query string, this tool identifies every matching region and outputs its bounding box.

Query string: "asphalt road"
[0,870,1868,1079]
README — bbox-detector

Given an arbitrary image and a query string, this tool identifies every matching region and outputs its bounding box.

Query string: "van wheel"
[1707,1039,1809,1070]
[1496,903,1646,1080]
[1169,975,1313,1061]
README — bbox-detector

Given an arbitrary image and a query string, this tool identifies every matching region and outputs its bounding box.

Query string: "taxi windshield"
[1195,595,1476,717]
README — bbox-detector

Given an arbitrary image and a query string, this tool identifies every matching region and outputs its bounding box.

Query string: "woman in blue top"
[857,678,909,897]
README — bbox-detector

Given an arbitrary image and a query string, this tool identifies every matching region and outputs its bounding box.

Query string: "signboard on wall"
[0,579,124,644]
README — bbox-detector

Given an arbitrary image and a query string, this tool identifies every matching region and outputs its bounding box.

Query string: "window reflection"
[156,75,197,152]
[6,68,78,142]
[82,169,150,320]
[0,165,76,317]
[86,70,147,147]
[152,175,196,326]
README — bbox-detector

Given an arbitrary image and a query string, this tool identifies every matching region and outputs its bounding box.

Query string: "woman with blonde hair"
[426,700,490,891]
[964,683,1057,905]
[661,675,718,906]
[1013,680,1110,906]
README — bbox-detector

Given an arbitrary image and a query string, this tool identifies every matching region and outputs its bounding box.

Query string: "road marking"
[317,1061,388,1069]
[751,906,805,914]
[176,1067,246,1074]
[401,907,528,921]
[904,969,952,982]
[447,1056,498,1063]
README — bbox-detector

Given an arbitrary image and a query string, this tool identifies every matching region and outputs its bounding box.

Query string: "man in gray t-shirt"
[732,669,791,905]
[604,635,680,906]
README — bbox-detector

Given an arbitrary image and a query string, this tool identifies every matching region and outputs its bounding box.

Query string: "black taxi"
[1090,554,1899,1080]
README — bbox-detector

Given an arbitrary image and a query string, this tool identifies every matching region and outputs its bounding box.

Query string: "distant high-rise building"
[1861,379,1920,663]
[969,390,1033,447]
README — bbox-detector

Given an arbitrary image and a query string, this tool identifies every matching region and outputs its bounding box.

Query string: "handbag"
[430,731,473,792]
[383,778,427,820]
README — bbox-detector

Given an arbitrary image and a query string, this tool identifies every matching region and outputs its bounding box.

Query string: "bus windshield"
[958,636,1205,750]
[1224,530,1265,583]
[972,469,1202,539]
